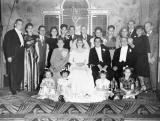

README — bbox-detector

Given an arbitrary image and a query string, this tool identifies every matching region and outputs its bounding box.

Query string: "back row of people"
[3,19,158,95]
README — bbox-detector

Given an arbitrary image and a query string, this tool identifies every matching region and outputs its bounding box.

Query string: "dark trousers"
[7,59,24,93]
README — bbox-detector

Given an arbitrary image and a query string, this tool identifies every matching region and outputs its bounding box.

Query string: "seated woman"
[119,66,139,99]
[93,71,114,101]
[68,37,95,103]
[50,38,69,85]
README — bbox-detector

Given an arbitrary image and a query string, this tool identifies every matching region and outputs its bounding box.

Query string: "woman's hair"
[60,24,68,29]
[119,27,129,38]
[95,26,103,33]
[25,23,33,33]
[108,25,115,30]
[76,37,84,48]
[50,26,59,37]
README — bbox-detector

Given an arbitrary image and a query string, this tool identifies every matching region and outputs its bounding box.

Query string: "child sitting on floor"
[93,71,114,101]
[119,66,139,99]
[38,69,58,101]
[57,69,72,102]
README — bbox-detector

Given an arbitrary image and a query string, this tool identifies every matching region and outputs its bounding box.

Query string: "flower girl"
[38,69,58,101]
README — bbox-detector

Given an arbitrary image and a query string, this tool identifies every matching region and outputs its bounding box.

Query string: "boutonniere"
[102,48,106,52]
[129,49,132,52]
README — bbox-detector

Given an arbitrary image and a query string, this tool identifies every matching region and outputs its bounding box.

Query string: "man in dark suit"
[112,37,136,87]
[3,19,24,94]
[79,25,92,47]
[128,20,137,38]
[145,22,159,91]
[35,25,49,88]
[89,37,112,84]
[69,25,78,41]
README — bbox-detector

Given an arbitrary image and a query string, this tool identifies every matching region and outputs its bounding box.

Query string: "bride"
[67,37,95,102]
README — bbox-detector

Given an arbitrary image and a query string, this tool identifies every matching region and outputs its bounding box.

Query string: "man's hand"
[7,57,12,62]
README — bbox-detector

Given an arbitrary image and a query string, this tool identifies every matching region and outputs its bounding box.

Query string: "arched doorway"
[62,0,89,34]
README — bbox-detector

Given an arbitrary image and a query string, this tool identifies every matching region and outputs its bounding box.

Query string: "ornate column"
[139,0,150,24]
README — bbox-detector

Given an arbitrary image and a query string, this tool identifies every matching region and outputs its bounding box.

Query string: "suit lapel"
[93,47,99,61]
[13,29,21,46]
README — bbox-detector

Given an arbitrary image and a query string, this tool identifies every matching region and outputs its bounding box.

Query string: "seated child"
[57,69,72,102]
[38,69,58,101]
[93,71,114,101]
[119,66,139,99]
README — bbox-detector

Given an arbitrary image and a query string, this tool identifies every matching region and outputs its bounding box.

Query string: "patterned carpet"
[0,88,160,121]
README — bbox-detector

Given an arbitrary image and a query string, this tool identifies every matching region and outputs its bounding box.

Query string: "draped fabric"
[24,35,38,91]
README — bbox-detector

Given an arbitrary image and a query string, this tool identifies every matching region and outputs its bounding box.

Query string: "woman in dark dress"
[24,23,39,91]
[133,25,151,91]
[46,26,58,68]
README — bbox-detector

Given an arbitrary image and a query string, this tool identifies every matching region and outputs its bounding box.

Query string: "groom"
[89,37,112,84]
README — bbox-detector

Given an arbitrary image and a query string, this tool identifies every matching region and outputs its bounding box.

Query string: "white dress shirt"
[15,28,24,46]
[95,47,103,62]
[39,35,45,41]
[119,46,128,62]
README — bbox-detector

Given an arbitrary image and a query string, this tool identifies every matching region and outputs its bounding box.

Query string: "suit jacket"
[112,45,136,69]
[89,44,111,67]
[148,32,158,59]
[79,34,92,47]
[129,29,137,39]
[3,29,24,61]
[69,34,78,41]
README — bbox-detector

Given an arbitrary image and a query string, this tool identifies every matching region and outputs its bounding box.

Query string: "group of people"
[3,18,158,103]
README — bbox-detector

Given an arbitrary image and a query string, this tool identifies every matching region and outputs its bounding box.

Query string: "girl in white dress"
[93,71,114,101]
[57,69,72,101]
[68,37,95,102]
[38,70,58,101]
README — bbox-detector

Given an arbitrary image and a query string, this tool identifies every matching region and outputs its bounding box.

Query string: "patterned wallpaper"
[1,0,141,34]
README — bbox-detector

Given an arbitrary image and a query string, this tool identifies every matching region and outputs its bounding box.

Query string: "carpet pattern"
[0,93,160,121]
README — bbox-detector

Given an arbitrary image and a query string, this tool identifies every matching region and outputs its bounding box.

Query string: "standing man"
[128,20,137,38]
[79,25,92,47]
[3,19,24,94]
[145,22,159,91]
[35,25,49,87]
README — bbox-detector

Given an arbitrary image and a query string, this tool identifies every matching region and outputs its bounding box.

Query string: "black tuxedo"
[89,44,112,82]
[129,29,137,39]
[3,29,24,94]
[112,45,136,87]
[69,34,78,41]
[79,34,92,47]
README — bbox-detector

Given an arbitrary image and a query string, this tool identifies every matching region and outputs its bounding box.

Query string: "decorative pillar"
[139,0,150,24]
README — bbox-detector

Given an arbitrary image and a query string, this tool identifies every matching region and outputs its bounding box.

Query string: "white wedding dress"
[67,49,96,103]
